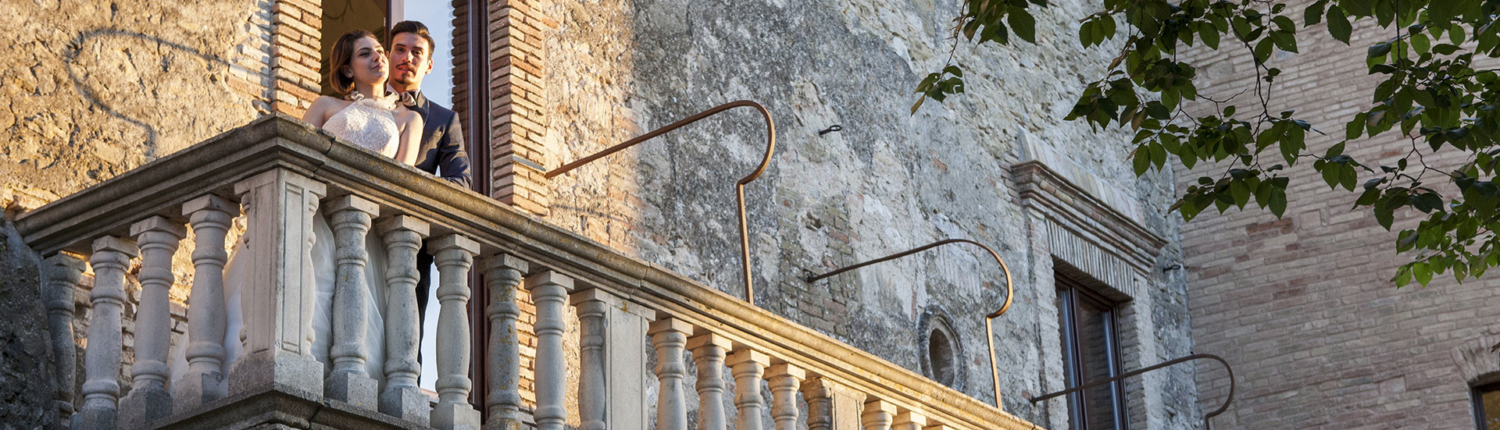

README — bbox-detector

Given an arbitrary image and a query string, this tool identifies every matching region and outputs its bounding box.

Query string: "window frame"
[1057,274,1129,430]
[1474,381,1500,429]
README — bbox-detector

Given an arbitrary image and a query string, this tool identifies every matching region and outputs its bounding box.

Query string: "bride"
[171,30,421,394]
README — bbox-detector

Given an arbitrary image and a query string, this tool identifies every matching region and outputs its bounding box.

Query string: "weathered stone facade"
[0,0,1202,429]
[530,0,1197,428]
[1180,1,1500,427]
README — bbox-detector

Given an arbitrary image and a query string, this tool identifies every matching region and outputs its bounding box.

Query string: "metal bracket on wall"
[545,100,776,305]
[804,239,1013,410]
[1027,353,1235,429]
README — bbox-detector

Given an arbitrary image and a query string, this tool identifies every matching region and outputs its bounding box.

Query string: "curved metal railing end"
[805,238,1013,409]
[546,100,776,304]
[1027,353,1235,429]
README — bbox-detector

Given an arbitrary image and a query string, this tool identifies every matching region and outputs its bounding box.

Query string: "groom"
[388,20,472,339]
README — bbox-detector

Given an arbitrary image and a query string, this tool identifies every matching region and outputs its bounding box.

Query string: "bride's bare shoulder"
[304,96,350,126]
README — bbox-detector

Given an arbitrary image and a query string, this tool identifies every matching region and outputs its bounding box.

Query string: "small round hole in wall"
[918,306,967,391]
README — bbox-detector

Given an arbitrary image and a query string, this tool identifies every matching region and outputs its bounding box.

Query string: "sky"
[403,0,453,391]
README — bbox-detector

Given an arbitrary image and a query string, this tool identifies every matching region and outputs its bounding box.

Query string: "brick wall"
[1179,2,1500,427]
[489,0,554,215]
[270,0,323,118]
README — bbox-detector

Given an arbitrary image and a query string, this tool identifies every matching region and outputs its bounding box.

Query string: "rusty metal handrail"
[805,239,1013,408]
[545,100,775,304]
[1028,353,1235,429]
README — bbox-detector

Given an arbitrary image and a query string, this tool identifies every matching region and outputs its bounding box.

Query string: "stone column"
[892,411,927,430]
[860,400,896,430]
[229,168,327,397]
[801,377,867,430]
[766,363,806,430]
[120,216,186,429]
[42,253,85,424]
[729,349,770,430]
[569,288,653,430]
[526,271,572,430]
[325,195,381,409]
[176,195,235,410]
[73,236,138,430]
[377,215,430,424]
[431,234,483,429]
[649,318,693,430]
[574,292,607,430]
[483,254,527,430]
[688,333,731,430]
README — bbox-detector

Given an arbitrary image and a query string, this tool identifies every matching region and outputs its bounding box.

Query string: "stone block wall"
[524,0,1200,427]
[1178,1,1500,427]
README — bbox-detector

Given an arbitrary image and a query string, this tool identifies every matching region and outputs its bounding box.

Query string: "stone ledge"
[152,380,426,430]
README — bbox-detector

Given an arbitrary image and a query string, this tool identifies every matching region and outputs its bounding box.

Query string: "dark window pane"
[1077,298,1119,430]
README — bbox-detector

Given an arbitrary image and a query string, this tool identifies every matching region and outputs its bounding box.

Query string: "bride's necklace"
[347,90,399,111]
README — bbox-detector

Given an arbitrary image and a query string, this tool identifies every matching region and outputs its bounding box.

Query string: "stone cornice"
[1011,135,1168,275]
[16,115,1038,430]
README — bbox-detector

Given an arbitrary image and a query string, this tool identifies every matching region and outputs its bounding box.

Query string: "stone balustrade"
[15,115,1036,430]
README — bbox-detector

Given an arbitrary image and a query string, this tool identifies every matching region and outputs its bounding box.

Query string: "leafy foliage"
[915,0,1500,288]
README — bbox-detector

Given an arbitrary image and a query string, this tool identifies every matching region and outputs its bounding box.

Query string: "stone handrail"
[17,115,1037,430]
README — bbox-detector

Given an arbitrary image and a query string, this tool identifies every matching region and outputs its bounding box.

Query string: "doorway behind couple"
[319,0,458,395]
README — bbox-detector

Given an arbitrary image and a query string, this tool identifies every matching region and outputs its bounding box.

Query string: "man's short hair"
[390,21,435,59]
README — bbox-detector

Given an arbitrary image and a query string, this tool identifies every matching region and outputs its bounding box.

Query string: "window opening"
[1475,381,1500,429]
[1057,274,1128,430]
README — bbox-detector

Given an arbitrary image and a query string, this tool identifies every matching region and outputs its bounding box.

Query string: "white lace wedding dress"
[171,97,405,391]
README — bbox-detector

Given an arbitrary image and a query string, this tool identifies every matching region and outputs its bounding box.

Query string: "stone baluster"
[483,254,527,429]
[431,234,482,429]
[229,169,326,397]
[891,411,927,430]
[526,271,572,430]
[688,333,731,430]
[377,215,430,424]
[860,400,896,430]
[801,377,867,430]
[575,292,608,430]
[73,236,138,430]
[570,288,653,430]
[729,350,770,430]
[325,195,381,409]
[650,318,693,430]
[766,363,806,430]
[42,254,85,424]
[176,195,235,410]
[120,216,186,428]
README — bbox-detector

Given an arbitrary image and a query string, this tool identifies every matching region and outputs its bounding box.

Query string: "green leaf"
[1433,43,1460,55]
[1428,0,1457,24]
[1133,146,1151,176]
[1230,180,1251,208]
[1394,265,1413,287]
[1322,163,1341,188]
[1340,164,1357,191]
[1201,24,1221,49]
[1369,42,1392,59]
[1255,38,1276,62]
[1414,261,1433,286]
[1149,142,1167,168]
[1411,33,1430,55]
[1326,141,1346,158]
[1305,0,1327,25]
[1008,8,1037,44]
[1269,188,1287,217]
[1327,6,1352,44]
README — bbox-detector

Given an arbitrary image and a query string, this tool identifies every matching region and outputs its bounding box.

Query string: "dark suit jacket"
[408,92,472,188]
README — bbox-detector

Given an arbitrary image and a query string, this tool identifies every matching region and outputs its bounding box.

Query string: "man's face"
[388,33,432,90]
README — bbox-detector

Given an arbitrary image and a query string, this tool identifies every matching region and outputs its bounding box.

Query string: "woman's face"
[347,36,388,87]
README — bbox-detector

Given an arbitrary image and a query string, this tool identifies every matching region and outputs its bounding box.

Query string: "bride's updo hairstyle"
[327,29,379,96]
